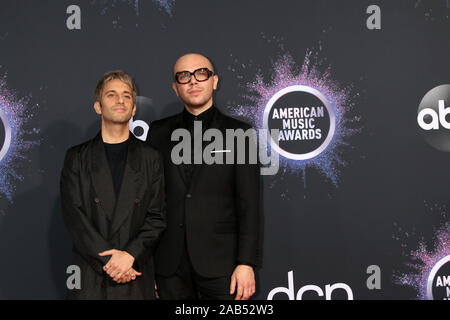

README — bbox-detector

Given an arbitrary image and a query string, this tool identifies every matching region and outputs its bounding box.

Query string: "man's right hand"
[155,281,159,298]
[117,267,142,284]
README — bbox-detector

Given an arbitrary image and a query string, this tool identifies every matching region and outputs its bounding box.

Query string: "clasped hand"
[98,249,142,284]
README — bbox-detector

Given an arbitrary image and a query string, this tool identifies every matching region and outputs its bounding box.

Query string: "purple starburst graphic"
[154,0,176,16]
[92,0,140,15]
[228,50,361,186]
[93,0,175,17]
[393,202,450,300]
[0,75,39,201]
[414,0,450,21]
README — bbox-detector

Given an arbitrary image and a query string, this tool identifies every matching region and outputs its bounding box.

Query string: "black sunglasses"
[174,68,214,84]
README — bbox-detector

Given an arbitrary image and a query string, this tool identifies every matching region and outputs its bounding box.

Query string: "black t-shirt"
[104,138,129,197]
[181,106,216,186]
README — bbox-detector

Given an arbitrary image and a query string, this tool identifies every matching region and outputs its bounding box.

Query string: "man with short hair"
[61,70,166,299]
[148,54,260,300]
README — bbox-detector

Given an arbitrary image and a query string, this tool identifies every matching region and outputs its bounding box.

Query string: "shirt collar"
[182,105,216,128]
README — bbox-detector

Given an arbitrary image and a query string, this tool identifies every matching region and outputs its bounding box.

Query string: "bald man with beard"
[147,53,260,300]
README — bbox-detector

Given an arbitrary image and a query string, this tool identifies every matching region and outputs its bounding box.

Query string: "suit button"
[179,223,184,228]
[186,194,192,199]
[94,197,100,204]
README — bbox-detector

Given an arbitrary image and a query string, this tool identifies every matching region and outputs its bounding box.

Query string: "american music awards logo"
[394,202,450,300]
[228,50,361,186]
[427,255,450,300]
[264,85,335,161]
[0,108,11,163]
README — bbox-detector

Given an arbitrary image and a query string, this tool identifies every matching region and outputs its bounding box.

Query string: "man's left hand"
[229,264,255,300]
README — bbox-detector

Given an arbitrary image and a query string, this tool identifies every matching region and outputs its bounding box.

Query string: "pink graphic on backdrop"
[227,50,361,187]
[93,0,175,17]
[0,75,39,201]
[393,202,450,300]
[414,0,450,21]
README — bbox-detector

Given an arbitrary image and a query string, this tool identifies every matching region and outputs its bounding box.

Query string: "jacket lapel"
[90,133,116,221]
[170,113,189,189]
[110,134,142,236]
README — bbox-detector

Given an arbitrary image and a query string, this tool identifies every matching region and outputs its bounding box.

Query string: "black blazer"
[60,133,166,299]
[148,106,260,278]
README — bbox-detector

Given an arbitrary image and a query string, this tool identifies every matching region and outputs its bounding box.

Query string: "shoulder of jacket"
[219,110,254,130]
[64,139,92,157]
[134,137,163,159]
[150,113,180,130]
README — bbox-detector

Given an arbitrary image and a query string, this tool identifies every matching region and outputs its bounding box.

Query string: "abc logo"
[417,84,450,151]
[129,96,153,141]
[130,95,185,141]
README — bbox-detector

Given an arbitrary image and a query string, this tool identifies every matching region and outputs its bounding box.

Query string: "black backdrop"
[0,0,449,300]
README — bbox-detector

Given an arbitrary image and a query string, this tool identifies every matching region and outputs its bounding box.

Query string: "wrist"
[237,262,255,269]
[123,251,135,262]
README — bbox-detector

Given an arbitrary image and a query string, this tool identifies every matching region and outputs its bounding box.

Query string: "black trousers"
[156,241,235,300]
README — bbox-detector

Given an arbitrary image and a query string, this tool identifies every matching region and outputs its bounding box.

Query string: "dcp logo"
[0,108,11,162]
[417,84,450,151]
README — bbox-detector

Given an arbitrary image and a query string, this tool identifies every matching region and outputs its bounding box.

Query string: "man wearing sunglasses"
[147,53,260,300]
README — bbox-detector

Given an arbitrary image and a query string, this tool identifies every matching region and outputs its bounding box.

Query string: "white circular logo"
[0,108,11,162]
[417,84,450,151]
[263,85,336,160]
[426,255,450,300]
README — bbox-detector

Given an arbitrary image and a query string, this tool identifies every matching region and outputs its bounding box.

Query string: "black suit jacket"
[148,106,260,278]
[60,133,166,299]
